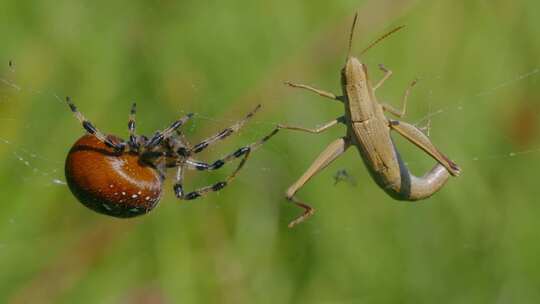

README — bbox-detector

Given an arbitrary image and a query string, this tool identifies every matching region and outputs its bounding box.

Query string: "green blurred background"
[1,0,540,303]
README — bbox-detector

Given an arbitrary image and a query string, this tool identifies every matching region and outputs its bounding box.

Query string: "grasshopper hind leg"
[285,137,351,227]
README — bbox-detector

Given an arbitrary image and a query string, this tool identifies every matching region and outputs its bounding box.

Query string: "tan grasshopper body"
[280,15,460,227]
[342,57,459,201]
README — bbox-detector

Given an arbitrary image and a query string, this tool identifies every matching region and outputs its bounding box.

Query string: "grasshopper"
[279,14,461,228]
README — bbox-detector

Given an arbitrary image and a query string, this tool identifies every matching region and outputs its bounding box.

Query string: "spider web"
[0,68,67,187]
[412,67,540,162]
[1,62,539,189]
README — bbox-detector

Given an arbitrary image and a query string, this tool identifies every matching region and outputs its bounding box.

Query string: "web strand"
[1,65,539,183]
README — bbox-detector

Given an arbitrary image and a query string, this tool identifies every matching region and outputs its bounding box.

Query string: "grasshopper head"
[341,12,403,89]
[341,56,368,87]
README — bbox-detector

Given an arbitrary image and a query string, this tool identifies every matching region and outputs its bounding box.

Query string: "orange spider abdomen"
[65,134,162,217]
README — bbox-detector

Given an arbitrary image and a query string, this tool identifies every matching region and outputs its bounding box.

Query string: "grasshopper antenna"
[346,12,359,61]
[359,25,406,56]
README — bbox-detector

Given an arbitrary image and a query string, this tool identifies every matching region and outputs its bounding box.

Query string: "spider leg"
[178,127,279,200]
[180,150,251,200]
[173,165,186,198]
[145,113,194,149]
[65,96,125,150]
[190,104,261,154]
[184,127,279,171]
[128,102,138,147]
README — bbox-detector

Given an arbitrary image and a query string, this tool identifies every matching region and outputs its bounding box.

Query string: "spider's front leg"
[176,127,279,200]
[65,96,126,151]
[145,113,194,149]
[127,102,138,148]
[190,104,262,154]
[173,165,186,198]
[180,149,252,200]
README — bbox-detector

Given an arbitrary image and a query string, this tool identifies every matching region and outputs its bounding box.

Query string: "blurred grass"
[1,0,540,303]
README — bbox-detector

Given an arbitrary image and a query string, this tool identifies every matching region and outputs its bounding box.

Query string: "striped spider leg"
[168,105,279,200]
[65,96,127,150]
[65,97,278,218]
[66,97,193,153]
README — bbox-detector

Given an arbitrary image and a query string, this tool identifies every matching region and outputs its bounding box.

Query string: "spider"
[64,97,278,217]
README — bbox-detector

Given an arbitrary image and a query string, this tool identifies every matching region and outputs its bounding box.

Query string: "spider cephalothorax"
[64,97,278,217]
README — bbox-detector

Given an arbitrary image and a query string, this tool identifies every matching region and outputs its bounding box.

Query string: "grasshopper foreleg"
[285,81,344,102]
[278,117,345,134]
[381,79,417,118]
[373,64,393,91]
